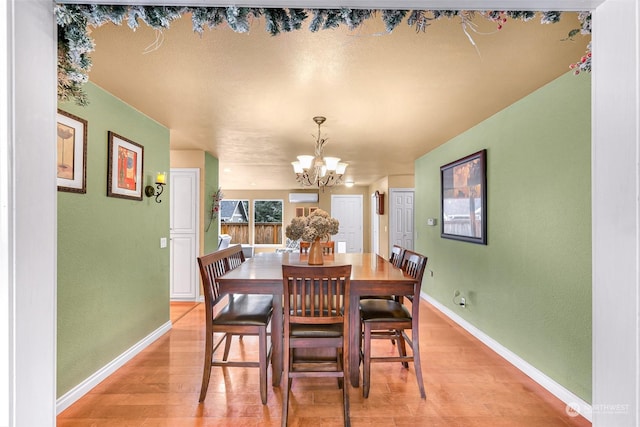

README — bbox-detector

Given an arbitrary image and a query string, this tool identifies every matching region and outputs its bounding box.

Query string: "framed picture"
[440,149,487,245]
[57,109,87,193]
[295,207,305,217]
[107,131,144,201]
[308,207,318,216]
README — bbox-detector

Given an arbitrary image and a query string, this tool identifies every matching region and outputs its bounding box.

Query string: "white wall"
[4,1,638,426]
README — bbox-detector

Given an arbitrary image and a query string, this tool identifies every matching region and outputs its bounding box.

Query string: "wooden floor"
[57,299,590,427]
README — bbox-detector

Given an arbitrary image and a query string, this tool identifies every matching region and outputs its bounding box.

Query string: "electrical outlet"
[460,297,466,308]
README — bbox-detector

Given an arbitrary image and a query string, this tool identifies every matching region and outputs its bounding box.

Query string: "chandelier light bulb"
[324,157,340,171]
[297,155,314,169]
[291,161,304,174]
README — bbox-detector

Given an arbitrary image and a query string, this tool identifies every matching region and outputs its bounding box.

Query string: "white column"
[592,1,640,426]
[5,0,58,426]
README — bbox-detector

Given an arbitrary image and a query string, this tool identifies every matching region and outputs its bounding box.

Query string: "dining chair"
[299,241,310,254]
[321,240,335,254]
[197,246,273,404]
[389,244,404,268]
[359,249,427,399]
[281,264,352,427]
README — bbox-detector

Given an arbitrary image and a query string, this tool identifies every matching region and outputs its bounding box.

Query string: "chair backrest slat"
[400,249,428,313]
[197,244,246,309]
[390,245,405,268]
[282,265,351,324]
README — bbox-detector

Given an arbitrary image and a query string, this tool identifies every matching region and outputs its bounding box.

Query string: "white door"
[389,189,414,253]
[331,195,363,253]
[170,168,199,300]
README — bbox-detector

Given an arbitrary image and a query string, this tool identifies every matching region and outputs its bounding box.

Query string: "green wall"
[204,152,220,254]
[415,72,591,402]
[57,82,170,397]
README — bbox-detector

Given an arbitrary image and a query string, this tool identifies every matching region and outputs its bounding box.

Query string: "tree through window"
[254,200,283,245]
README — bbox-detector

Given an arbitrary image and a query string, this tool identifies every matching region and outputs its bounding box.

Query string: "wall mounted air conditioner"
[288,192,319,203]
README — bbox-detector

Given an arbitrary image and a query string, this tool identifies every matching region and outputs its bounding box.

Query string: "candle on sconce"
[156,171,166,185]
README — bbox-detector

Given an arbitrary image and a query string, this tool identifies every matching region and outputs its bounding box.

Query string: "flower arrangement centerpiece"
[285,208,339,264]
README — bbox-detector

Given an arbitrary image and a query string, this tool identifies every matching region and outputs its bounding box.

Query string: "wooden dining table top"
[218,251,411,284]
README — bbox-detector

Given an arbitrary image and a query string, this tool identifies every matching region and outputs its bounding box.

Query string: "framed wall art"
[57,109,88,193]
[440,149,487,245]
[107,131,144,201]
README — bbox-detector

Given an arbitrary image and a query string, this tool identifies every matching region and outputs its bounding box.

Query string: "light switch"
[427,218,437,226]
[160,237,167,248]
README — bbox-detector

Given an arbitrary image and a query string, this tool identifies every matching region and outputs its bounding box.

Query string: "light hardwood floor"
[57,299,590,427]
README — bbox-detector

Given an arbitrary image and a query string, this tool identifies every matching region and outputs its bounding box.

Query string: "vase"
[307,237,324,265]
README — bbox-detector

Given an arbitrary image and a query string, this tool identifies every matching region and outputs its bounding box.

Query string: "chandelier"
[291,116,348,189]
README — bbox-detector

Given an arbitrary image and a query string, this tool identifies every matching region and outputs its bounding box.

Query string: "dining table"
[216,251,416,387]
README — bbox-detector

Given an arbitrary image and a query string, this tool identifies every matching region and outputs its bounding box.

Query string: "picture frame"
[57,109,88,193]
[107,131,144,201]
[295,207,305,217]
[308,207,318,216]
[440,149,487,245]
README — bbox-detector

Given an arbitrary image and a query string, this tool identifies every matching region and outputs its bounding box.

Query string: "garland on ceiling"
[56,5,592,106]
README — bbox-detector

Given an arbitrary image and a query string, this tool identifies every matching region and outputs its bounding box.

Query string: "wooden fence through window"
[221,223,282,245]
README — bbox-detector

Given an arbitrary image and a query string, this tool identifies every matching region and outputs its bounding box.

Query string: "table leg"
[271,296,283,386]
[349,294,360,387]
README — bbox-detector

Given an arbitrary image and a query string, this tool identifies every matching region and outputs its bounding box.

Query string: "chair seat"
[215,294,273,326]
[359,298,411,322]
[290,323,343,338]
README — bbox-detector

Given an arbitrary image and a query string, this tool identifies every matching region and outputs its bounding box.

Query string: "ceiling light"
[291,116,348,190]
[345,180,354,188]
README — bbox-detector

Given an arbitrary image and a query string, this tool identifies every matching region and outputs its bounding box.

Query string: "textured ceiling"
[87,11,590,190]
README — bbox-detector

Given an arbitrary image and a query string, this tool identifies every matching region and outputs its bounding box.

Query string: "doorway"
[389,188,415,254]
[331,194,363,253]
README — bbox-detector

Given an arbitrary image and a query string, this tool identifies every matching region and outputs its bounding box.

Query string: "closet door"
[170,168,199,300]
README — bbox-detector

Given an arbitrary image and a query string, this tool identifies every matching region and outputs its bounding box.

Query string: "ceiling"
[87,11,590,190]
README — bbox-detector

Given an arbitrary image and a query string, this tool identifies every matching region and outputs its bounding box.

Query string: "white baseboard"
[422,292,592,422]
[56,320,172,414]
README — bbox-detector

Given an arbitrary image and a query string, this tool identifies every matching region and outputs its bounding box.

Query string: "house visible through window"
[220,199,249,244]
[254,200,283,245]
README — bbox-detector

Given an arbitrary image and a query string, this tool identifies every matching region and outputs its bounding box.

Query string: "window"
[219,199,249,244]
[253,200,283,245]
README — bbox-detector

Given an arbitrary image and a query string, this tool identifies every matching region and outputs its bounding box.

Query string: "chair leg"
[410,329,426,399]
[199,329,214,402]
[222,333,233,361]
[396,329,409,369]
[281,342,291,427]
[336,348,344,389]
[343,369,351,427]
[259,327,268,404]
[362,322,371,398]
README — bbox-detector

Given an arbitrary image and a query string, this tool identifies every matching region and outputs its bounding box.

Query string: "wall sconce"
[145,171,166,203]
